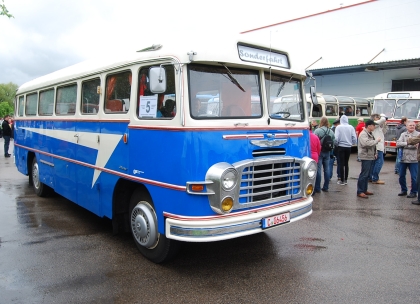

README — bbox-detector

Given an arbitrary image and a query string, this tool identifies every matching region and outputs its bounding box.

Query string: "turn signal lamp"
[306,184,314,196]
[221,197,234,212]
[191,184,204,192]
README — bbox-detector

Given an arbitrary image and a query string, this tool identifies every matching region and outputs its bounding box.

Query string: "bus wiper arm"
[219,62,245,92]
[276,74,294,97]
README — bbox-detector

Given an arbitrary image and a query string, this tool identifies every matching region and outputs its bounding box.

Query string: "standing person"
[369,113,387,184]
[395,117,407,174]
[396,120,419,198]
[407,123,420,205]
[334,115,357,185]
[355,117,365,162]
[329,119,340,180]
[357,119,381,198]
[309,123,321,195]
[314,117,334,192]
[2,115,12,157]
[311,119,319,131]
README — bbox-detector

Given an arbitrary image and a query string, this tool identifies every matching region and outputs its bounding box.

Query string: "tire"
[31,156,53,197]
[129,189,180,263]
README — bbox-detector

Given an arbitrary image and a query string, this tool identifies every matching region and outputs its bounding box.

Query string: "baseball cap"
[358,117,364,122]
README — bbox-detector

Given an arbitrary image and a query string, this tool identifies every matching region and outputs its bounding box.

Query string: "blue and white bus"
[14,39,317,263]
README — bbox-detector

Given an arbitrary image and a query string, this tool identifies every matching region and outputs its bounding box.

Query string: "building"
[241,0,420,98]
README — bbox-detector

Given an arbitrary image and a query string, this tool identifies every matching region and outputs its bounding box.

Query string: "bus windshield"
[394,99,420,119]
[188,64,262,118]
[266,73,304,121]
[372,99,396,118]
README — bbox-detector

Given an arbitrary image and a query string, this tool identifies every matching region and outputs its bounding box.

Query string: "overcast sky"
[0,0,363,86]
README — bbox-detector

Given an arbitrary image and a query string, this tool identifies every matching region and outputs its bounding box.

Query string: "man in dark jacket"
[2,115,12,157]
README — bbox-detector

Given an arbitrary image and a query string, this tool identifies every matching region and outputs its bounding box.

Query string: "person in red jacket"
[309,123,321,196]
[355,117,365,161]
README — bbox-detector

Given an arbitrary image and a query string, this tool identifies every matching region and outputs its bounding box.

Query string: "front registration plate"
[262,212,290,229]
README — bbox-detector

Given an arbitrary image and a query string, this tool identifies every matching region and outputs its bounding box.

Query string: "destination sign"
[238,44,290,69]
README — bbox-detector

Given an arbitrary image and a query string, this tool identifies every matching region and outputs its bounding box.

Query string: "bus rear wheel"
[31,156,52,197]
[129,189,180,263]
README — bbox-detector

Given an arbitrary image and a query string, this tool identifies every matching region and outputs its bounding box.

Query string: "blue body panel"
[14,119,310,234]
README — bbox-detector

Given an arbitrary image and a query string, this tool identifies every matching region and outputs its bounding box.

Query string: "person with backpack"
[314,117,335,193]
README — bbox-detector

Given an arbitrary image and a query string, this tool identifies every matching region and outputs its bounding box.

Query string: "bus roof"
[374,91,420,99]
[17,36,306,94]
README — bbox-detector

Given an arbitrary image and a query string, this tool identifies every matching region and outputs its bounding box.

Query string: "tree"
[0,82,18,117]
[1,0,13,18]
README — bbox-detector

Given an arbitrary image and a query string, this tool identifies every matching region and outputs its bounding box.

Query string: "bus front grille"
[385,124,397,142]
[237,160,301,205]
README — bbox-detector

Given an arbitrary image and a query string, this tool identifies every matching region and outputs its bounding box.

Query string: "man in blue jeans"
[369,113,387,184]
[2,115,12,157]
[357,119,381,198]
[314,117,335,192]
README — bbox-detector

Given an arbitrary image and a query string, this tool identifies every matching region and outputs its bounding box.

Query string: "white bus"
[373,91,420,153]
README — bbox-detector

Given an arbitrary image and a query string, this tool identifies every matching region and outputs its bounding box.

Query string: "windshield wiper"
[276,74,294,97]
[219,62,245,92]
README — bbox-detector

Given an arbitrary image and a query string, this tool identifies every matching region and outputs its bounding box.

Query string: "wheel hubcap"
[131,202,158,248]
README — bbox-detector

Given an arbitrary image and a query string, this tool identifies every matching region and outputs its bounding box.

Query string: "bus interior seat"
[106,99,123,112]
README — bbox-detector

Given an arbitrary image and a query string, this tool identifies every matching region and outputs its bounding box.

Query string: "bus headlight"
[307,163,317,179]
[221,169,238,191]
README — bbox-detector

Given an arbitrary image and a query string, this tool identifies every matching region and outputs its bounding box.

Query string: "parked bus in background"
[373,91,420,154]
[307,94,372,127]
[13,39,317,263]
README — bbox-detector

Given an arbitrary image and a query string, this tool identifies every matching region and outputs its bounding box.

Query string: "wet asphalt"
[1,142,420,304]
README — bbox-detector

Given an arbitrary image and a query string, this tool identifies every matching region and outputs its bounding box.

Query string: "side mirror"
[149,66,166,93]
[310,86,318,105]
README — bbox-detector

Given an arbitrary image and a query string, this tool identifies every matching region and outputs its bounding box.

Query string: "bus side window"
[137,65,177,119]
[56,84,77,115]
[105,71,131,113]
[312,104,322,117]
[82,78,100,114]
[26,93,38,116]
[39,89,54,116]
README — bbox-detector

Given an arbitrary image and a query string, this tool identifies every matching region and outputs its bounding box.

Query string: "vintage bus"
[307,94,372,127]
[372,91,420,153]
[14,39,316,263]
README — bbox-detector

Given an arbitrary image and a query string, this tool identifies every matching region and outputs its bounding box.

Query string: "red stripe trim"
[164,197,306,221]
[240,0,377,34]
[128,125,308,131]
[15,143,186,191]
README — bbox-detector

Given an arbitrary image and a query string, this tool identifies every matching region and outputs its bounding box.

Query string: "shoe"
[337,181,345,185]
[407,193,417,198]
[321,188,329,192]
[398,192,407,196]
[364,191,374,195]
[344,180,348,185]
[412,201,420,205]
[372,180,385,184]
[369,180,373,183]
[315,190,321,193]
[6,154,11,157]
[4,155,10,158]
[395,171,399,175]
[357,159,361,162]
[357,193,369,199]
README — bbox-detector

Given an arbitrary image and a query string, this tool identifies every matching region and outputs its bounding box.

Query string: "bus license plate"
[262,212,290,229]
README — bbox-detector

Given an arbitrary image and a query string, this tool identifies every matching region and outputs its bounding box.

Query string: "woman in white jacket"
[334,115,357,185]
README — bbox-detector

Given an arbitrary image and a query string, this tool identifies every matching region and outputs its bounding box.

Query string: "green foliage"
[0,101,14,118]
[1,0,13,18]
[0,82,18,117]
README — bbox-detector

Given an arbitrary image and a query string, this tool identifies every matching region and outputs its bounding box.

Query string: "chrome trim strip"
[40,159,54,167]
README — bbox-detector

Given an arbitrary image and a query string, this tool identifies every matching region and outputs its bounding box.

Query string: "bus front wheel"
[129,190,180,263]
[31,156,52,197]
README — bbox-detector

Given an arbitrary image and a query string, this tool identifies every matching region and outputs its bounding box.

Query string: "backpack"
[320,128,334,152]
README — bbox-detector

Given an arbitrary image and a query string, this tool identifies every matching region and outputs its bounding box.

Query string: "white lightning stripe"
[21,127,122,188]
